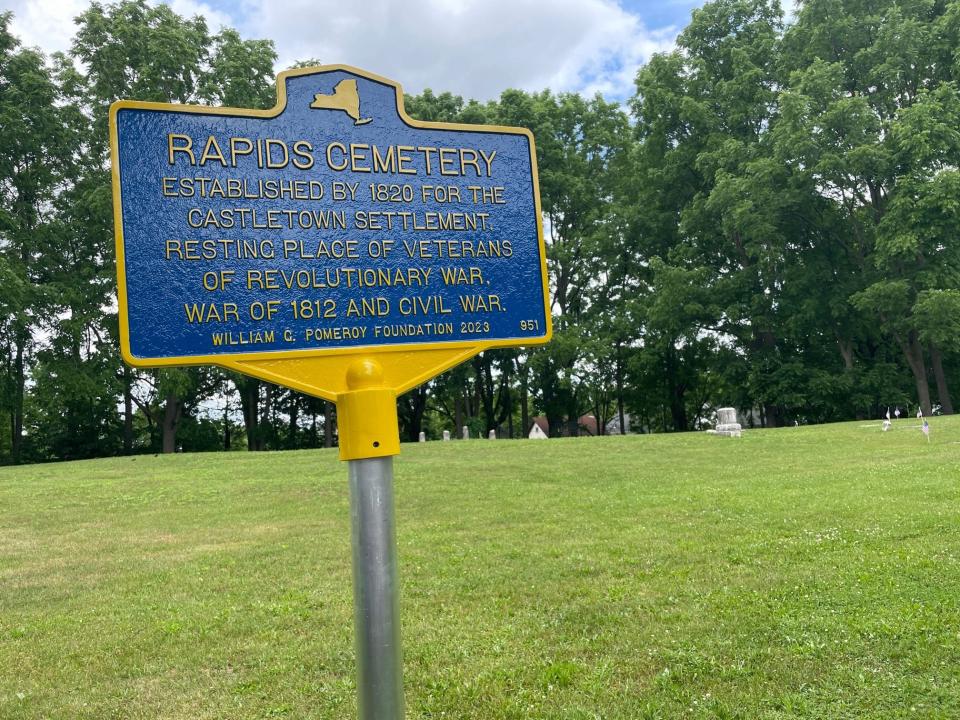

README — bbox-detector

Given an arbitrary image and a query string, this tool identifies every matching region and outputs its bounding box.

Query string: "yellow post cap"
[337,358,401,461]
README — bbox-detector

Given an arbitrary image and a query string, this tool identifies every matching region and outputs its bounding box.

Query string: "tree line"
[2,0,958,464]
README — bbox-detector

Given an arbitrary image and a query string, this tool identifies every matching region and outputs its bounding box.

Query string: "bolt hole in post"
[373,441,380,448]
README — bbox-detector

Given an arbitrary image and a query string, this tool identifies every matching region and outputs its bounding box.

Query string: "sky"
[6,0,707,102]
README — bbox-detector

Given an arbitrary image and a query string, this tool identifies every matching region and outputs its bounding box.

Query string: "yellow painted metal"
[225,345,481,403]
[336,358,401,460]
[226,348,480,460]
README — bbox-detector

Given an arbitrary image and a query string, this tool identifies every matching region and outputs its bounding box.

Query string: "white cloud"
[166,0,233,33]
[7,0,682,101]
[7,0,87,57]
[243,0,678,100]
[7,0,236,59]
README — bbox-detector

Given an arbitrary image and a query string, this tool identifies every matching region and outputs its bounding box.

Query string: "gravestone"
[462,426,470,440]
[442,430,450,442]
[418,431,426,443]
[710,407,742,437]
[488,430,496,440]
[528,423,548,440]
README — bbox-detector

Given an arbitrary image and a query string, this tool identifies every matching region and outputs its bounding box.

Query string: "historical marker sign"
[111,65,551,720]
[111,65,551,402]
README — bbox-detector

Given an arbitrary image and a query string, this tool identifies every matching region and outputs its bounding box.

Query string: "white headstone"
[488,429,496,440]
[711,407,742,437]
[528,423,548,440]
[418,431,426,443]
[717,407,737,425]
[442,430,450,441]
[462,426,469,440]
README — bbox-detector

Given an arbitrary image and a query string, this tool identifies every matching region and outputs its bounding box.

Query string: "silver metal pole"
[348,456,404,720]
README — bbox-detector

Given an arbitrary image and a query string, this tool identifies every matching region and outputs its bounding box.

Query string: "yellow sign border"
[109,64,552,398]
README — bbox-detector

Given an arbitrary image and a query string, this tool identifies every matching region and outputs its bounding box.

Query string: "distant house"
[528,423,548,439]
[529,415,600,437]
[531,416,550,436]
[578,415,598,436]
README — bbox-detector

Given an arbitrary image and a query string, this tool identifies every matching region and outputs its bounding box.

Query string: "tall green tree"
[633,0,803,426]
[0,14,76,462]
[200,28,276,109]
[779,0,960,414]
[495,89,632,432]
[69,1,277,452]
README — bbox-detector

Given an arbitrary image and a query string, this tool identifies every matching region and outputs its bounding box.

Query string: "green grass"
[2,418,960,719]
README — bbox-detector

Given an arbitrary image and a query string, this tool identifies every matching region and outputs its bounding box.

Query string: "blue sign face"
[111,66,551,365]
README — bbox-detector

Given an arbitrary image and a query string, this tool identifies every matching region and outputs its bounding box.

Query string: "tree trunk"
[837,336,855,371]
[324,401,335,448]
[474,356,497,434]
[567,391,580,437]
[763,403,783,428]
[12,335,24,464]
[223,401,231,450]
[260,384,273,451]
[520,372,529,438]
[755,329,783,428]
[497,375,513,435]
[161,392,181,454]
[123,365,134,454]
[454,393,463,439]
[899,331,932,416]
[669,392,688,432]
[239,380,260,451]
[483,366,497,434]
[665,347,688,432]
[616,348,626,435]
[407,387,428,441]
[929,344,954,415]
[288,393,299,447]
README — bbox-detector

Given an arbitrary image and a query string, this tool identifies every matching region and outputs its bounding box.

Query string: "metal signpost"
[110,65,550,719]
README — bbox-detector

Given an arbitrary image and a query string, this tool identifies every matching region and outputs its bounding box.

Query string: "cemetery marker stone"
[712,407,742,437]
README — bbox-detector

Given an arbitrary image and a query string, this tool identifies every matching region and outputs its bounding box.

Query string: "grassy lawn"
[2,417,959,719]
